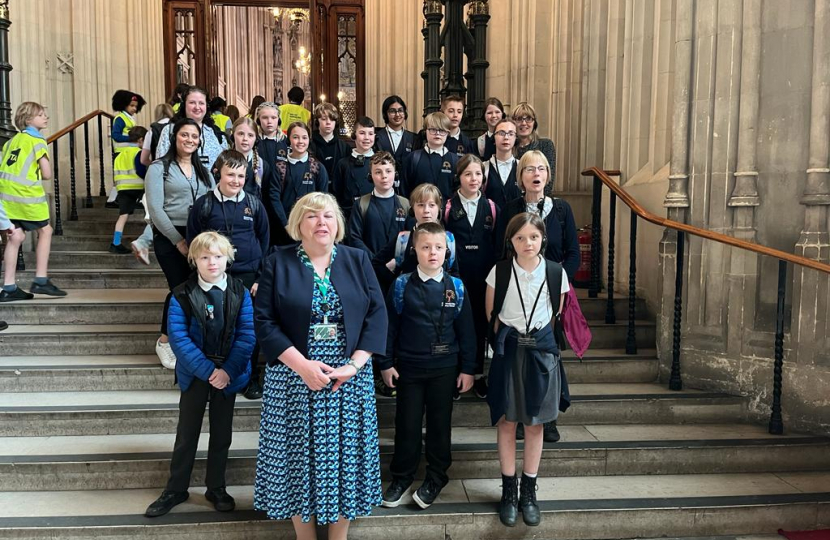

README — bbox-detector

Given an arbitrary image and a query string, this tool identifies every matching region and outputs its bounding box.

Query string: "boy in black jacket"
[187,150,269,398]
[378,221,476,510]
[349,151,410,259]
[442,95,477,158]
[310,102,352,179]
[333,116,376,218]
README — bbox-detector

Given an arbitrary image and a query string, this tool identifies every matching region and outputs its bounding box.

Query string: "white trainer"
[156,339,177,369]
[131,241,151,266]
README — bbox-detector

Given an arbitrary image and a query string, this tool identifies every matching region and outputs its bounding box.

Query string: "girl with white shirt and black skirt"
[443,154,498,398]
[485,212,570,529]
[146,118,216,368]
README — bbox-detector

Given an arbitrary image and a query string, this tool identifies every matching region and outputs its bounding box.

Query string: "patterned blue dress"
[254,245,382,524]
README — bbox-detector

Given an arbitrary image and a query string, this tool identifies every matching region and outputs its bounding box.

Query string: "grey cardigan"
[146,160,215,244]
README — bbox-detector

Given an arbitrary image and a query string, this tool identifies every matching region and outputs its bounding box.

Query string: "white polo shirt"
[486,257,570,332]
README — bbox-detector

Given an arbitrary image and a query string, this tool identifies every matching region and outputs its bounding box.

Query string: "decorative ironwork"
[83,121,92,208]
[768,260,787,434]
[97,116,106,196]
[68,130,78,221]
[605,192,617,324]
[669,231,684,389]
[625,212,637,354]
[52,141,63,236]
[589,176,602,298]
[0,0,8,21]
[0,2,14,144]
[174,9,198,85]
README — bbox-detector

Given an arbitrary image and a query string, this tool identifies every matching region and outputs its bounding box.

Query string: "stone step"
[0,383,748,436]
[57,220,148,236]
[72,208,146,221]
[22,250,159,269]
[50,234,155,252]
[0,324,158,356]
[0,350,659,392]
[0,473,827,539]
[0,289,167,325]
[1,424,827,491]
[9,269,166,289]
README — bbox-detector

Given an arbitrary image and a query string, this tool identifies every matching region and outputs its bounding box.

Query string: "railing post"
[669,230,685,390]
[768,260,787,435]
[68,130,78,221]
[625,212,637,354]
[52,140,63,236]
[97,115,106,197]
[589,175,602,298]
[605,192,617,324]
[15,249,23,271]
[83,121,92,208]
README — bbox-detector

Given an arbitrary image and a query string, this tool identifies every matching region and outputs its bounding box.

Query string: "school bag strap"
[197,192,261,230]
[392,272,465,319]
[359,193,411,219]
[488,258,564,341]
[445,230,456,268]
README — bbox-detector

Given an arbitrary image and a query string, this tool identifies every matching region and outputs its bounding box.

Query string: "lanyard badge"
[512,262,547,349]
[310,263,337,341]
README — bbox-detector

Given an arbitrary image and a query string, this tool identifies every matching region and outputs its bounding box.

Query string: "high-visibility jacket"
[280,103,311,132]
[113,111,138,154]
[0,131,50,221]
[113,147,144,191]
[212,112,231,133]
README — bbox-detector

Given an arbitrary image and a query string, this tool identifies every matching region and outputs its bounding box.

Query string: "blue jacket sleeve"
[348,203,371,256]
[168,296,217,382]
[254,253,296,363]
[111,117,129,142]
[355,249,389,355]
[223,290,256,382]
[268,165,288,226]
[375,284,399,371]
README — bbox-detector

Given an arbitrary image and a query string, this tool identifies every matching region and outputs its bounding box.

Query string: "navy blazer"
[255,243,388,363]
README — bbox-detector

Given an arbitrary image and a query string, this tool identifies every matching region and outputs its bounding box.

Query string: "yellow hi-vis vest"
[113,111,138,154]
[280,103,311,132]
[212,112,231,133]
[0,132,50,221]
[113,147,144,191]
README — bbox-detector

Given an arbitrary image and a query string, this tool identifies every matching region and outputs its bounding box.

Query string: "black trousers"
[232,270,261,380]
[390,365,456,487]
[153,226,192,335]
[166,378,237,492]
[465,277,488,375]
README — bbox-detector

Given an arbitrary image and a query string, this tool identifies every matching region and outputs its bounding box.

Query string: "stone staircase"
[1,200,829,540]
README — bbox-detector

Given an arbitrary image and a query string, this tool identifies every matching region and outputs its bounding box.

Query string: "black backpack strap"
[198,194,214,230]
[552,197,567,245]
[487,259,512,343]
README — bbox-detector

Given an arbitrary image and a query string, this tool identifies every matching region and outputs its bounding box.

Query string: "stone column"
[792,0,830,366]
[0,0,14,144]
[725,0,761,355]
[658,0,694,371]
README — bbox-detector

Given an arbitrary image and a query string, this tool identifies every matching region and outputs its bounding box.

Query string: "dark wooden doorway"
[162,0,365,133]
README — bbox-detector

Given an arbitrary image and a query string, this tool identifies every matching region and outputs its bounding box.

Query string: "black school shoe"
[0,321,8,331]
[30,279,67,297]
[205,487,235,512]
[0,287,34,302]
[105,201,119,209]
[499,474,519,527]
[544,421,561,443]
[381,479,412,508]
[412,478,443,509]
[109,243,131,254]
[473,377,488,399]
[243,379,263,400]
[144,490,189,517]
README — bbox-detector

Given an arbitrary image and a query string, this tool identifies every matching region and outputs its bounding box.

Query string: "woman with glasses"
[375,96,416,193]
[496,149,578,445]
[511,102,556,185]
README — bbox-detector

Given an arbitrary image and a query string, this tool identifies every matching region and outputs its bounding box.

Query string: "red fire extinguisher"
[574,227,592,288]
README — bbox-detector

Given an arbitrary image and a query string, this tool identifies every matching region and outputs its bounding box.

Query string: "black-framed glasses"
[388,108,405,115]
[427,128,448,135]
[495,130,516,138]
[514,116,535,124]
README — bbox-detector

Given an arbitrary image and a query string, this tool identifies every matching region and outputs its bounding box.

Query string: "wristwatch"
[345,358,363,373]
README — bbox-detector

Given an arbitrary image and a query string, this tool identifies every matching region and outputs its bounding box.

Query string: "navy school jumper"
[401,149,458,200]
[375,128,417,194]
[484,159,521,212]
[348,193,409,258]
[333,154,374,218]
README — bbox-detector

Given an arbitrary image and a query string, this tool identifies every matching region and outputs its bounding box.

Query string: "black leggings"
[153,226,192,335]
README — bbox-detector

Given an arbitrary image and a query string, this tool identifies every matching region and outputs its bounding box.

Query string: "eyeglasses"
[388,108,405,115]
[523,165,547,174]
[514,116,535,124]
[427,128,448,135]
[495,130,516,138]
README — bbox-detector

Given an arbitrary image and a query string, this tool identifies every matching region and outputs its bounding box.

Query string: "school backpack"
[274,157,321,191]
[443,197,496,224]
[393,230,456,268]
[392,272,466,318]
[487,258,564,345]
[358,193,410,219]
[196,191,262,230]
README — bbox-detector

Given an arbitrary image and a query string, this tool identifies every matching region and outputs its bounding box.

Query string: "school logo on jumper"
[396,207,407,221]
[303,172,313,184]
[484,214,494,229]
[277,149,287,161]
[442,161,452,173]
[452,206,466,221]
[444,289,457,305]
[457,144,465,155]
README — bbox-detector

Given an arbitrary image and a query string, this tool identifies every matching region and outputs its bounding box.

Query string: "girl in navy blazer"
[253,192,387,538]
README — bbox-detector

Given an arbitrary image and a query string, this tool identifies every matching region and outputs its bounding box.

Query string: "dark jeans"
[153,226,191,335]
[390,364,456,487]
[232,270,261,380]
[166,378,237,492]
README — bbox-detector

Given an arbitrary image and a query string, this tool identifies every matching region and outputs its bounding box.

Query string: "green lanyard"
[299,246,334,321]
